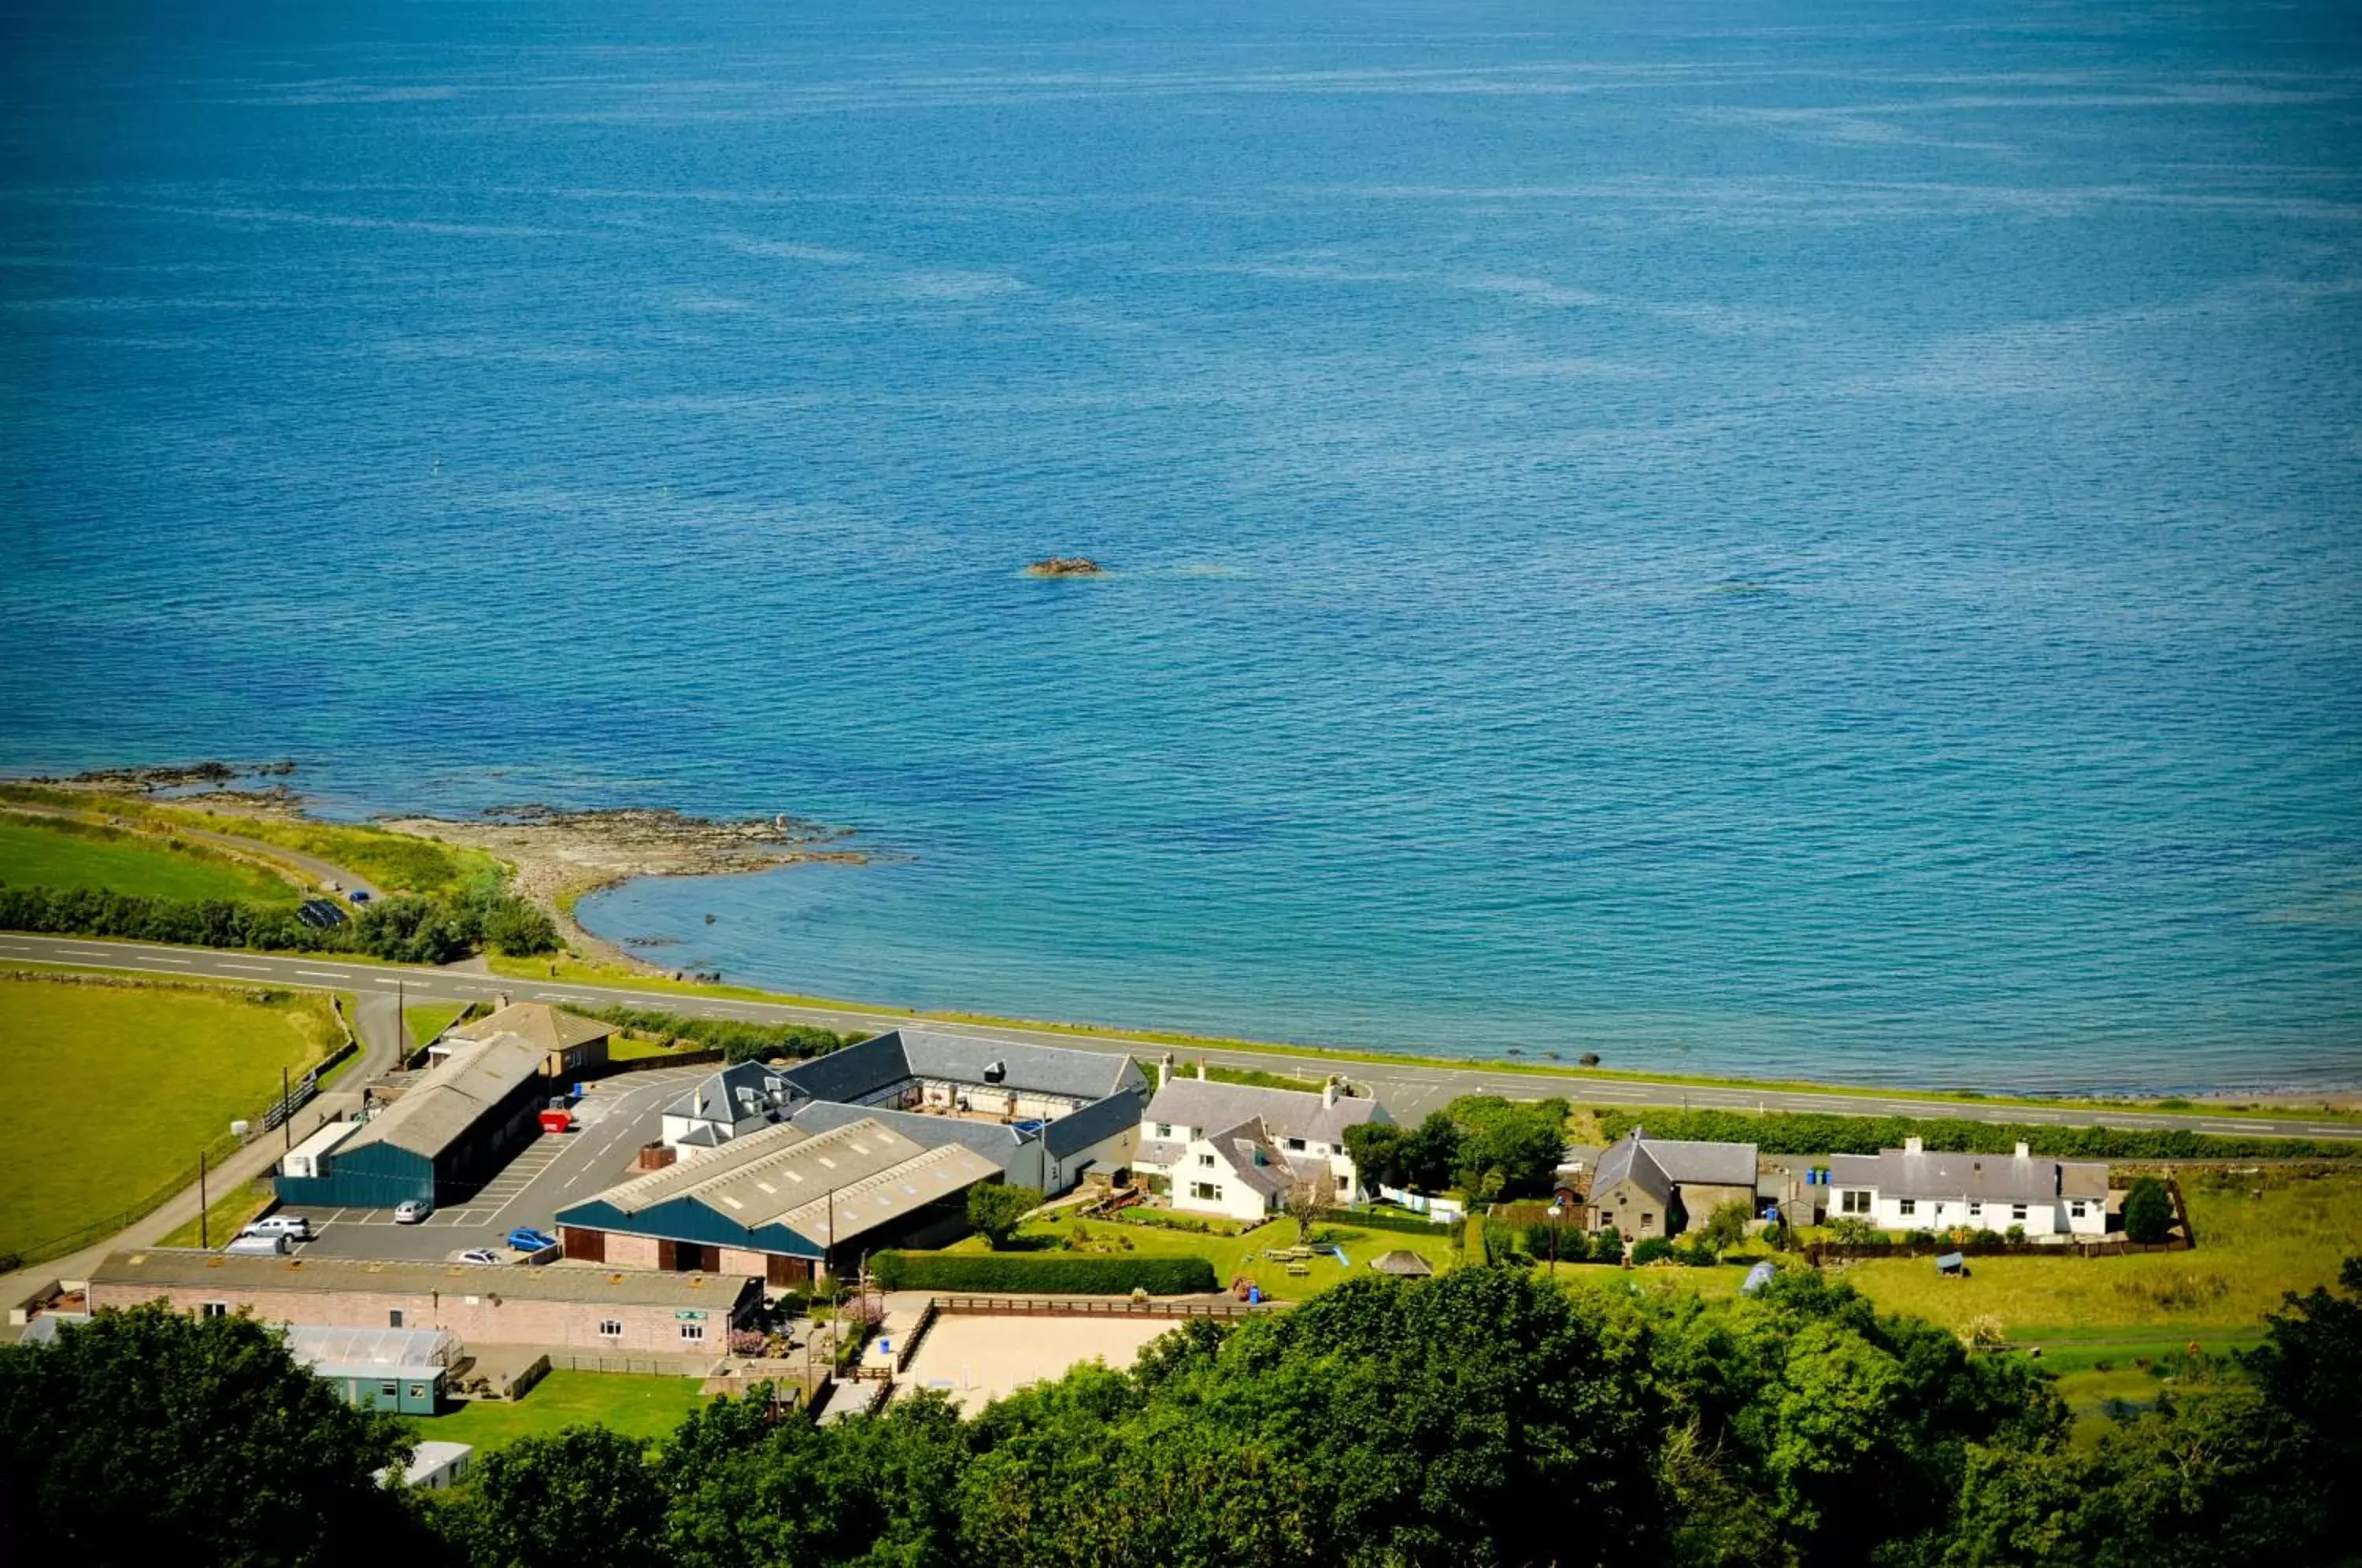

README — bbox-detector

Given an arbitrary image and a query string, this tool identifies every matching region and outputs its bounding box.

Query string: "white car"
[394,1200,431,1224]
[242,1215,312,1241]
[459,1248,501,1267]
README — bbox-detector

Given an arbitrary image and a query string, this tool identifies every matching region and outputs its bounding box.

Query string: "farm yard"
[0,971,340,1259]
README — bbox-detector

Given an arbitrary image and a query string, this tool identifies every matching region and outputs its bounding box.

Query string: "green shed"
[285,1324,456,1415]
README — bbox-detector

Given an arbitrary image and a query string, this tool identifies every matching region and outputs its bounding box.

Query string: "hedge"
[1340,1207,1457,1237]
[1595,1108,2360,1163]
[0,883,557,963]
[869,1252,1220,1296]
[570,1004,849,1064]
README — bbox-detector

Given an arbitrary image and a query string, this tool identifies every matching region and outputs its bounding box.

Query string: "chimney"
[1196,1060,1206,1082]
[2013,1141,2031,1160]
[1157,1054,1172,1089]
[1322,1076,1338,1109]
[1904,1136,1923,1156]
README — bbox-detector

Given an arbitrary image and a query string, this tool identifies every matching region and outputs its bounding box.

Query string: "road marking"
[217,963,271,974]
[295,970,344,979]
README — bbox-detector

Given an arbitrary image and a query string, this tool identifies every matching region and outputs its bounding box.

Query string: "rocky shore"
[1025,556,1105,577]
[379,804,866,971]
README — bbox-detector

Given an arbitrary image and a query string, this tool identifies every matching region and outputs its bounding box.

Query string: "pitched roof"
[666,1060,804,1126]
[787,1098,1029,1169]
[582,1115,1001,1244]
[337,1034,547,1161]
[91,1249,757,1307]
[283,1324,457,1378]
[450,1003,611,1052]
[1828,1148,2108,1205]
[1143,1079,1383,1147]
[779,1029,1145,1108]
[1590,1131,1757,1203]
[1207,1118,1293,1198]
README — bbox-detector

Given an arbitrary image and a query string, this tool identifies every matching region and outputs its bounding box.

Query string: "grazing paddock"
[0,813,299,904]
[0,974,337,1258]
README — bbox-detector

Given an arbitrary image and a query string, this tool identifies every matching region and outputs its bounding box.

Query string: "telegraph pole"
[198,1149,209,1248]
[283,1066,293,1150]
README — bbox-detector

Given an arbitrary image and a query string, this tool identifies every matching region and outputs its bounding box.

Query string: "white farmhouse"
[1131,1063,1390,1221]
[660,1060,803,1151]
[1827,1138,2108,1238]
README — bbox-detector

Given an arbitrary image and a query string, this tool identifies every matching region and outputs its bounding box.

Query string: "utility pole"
[198,1149,209,1248]
[283,1066,293,1150]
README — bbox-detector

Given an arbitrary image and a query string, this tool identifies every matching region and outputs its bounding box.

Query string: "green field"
[406,1003,470,1047]
[0,814,298,904]
[1836,1168,2362,1336]
[401,1371,713,1455]
[156,1177,276,1249]
[0,975,338,1259]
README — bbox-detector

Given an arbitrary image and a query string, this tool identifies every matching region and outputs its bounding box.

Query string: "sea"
[2,0,2358,1094]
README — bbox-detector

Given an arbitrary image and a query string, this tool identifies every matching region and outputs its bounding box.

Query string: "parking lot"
[278,1065,708,1263]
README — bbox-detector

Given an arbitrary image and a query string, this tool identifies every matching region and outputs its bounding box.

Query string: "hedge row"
[1340,1206,1458,1236]
[571,1004,850,1065]
[869,1252,1220,1295]
[0,883,557,963]
[1595,1108,2359,1163]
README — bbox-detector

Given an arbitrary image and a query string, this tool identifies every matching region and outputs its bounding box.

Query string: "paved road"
[6,931,2355,1142]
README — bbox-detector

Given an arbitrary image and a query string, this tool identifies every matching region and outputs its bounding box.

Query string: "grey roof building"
[1828,1145,2108,1205]
[1587,1130,1760,1241]
[1141,1078,1383,1148]
[782,1028,1143,1108]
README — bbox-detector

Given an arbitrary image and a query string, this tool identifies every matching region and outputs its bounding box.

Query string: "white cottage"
[1131,1063,1390,1220]
[1827,1139,2109,1237]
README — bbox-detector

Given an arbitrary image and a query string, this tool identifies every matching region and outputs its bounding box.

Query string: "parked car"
[242,1214,311,1241]
[394,1200,431,1224]
[346,888,372,904]
[506,1226,557,1253]
[225,1233,289,1256]
[459,1248,502,1266]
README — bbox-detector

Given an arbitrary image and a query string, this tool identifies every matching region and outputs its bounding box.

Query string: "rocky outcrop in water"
[1026,556,1106,577]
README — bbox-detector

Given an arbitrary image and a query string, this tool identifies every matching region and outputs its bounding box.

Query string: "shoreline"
[7,764,2358,1108]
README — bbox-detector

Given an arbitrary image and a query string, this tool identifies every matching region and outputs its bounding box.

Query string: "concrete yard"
[894,1312,1175,1415]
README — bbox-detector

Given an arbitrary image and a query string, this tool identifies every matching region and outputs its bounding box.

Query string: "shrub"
[1630,1237,1677,1267]
[868,1252,1220,1295]
[966,1184,1042,1249]
[2124,1177,2175,1244]
[2005,1224,2027,1243]
[1827,1217,1878,1246]
[568,1005,849,1064]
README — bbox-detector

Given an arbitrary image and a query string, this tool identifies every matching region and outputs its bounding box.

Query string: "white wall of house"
[1161,1134,1280,1222]
[1829,1188,2104,1237]
[1139,1116,1363,1204]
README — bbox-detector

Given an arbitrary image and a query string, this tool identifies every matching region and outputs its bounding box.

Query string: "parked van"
[225,1233,290,1257]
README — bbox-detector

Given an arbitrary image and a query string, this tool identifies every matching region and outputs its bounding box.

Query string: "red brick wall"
[88,1278,750,1355]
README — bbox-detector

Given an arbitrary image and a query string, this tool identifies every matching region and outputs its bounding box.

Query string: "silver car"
[243,1215,312,1241]
[394,1200,431,1224]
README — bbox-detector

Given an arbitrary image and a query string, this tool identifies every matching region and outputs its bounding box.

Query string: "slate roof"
[666,1060,804,1127]
[1591,1131,1758,1204]
[1208,1118,1294,1199]
[781,1029,1143,1107]
[450,1003,611,1052]
[91,1250,757,1307]
[1828,1149,2108,1204]
[1136,1139,1187,1169]
[337,1034,547,1161]
[1143,1079,1383,1147]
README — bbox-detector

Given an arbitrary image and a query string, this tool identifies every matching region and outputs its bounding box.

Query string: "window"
[1640,1214,1654,1230]
[1335,1174,1349,1193]
[1191,1182,1220,1201]
[1286,1137,1305,1151]
[1198,1153,1215,1167]
[409,1385,428,1402]
[201,1301,229,1318]
[2070,1201,2087,1218]
[1968,1203,1983,1219]
[1842,1190,1870,1215]
[379,1381,399,1401]
[2011,1204,2028,1222]
[1153,1123,1171,1139]
[387,1309,405,1329]
[598,1319,624,1339]
[679,1322,706,1343]
[1897,1199,1916,1218]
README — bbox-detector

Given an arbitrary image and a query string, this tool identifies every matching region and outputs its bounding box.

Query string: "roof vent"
[984,1060,1007,1083]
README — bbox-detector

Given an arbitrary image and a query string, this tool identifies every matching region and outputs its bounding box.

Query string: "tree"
[1342,1122,1408,1190]
[1397,1111,1464,1193]
[1284,1173,1333,1243]
[2123,1178,2175,1244]
[442,1427,668,1568]
[1700,1199,1753,1252]
[1442,1095,1571,1197]
[0,1304,426,1566]
[965,1182,1041,1249]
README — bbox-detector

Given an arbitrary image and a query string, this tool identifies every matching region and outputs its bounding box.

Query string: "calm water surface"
[3,0,2359,1091]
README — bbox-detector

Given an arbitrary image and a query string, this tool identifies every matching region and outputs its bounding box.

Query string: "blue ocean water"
[2,0,2358,1093]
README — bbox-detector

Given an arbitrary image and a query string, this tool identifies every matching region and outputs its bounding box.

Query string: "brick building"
[87,1250,759,1356]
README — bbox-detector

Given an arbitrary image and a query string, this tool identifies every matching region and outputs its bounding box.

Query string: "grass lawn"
[0,975,339,1258]
[406,1003,470,1047]
[1835,1167,2362,1337]
[950,1211,1464,1302]
[0,813,299,904]
[400,1371,713,1455]
[157,1177,276,1249]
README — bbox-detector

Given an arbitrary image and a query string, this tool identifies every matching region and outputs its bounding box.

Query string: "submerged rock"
[1026,556,1106,577]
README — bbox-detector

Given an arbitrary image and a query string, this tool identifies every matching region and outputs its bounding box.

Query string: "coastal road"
[4,933,2356,1143]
